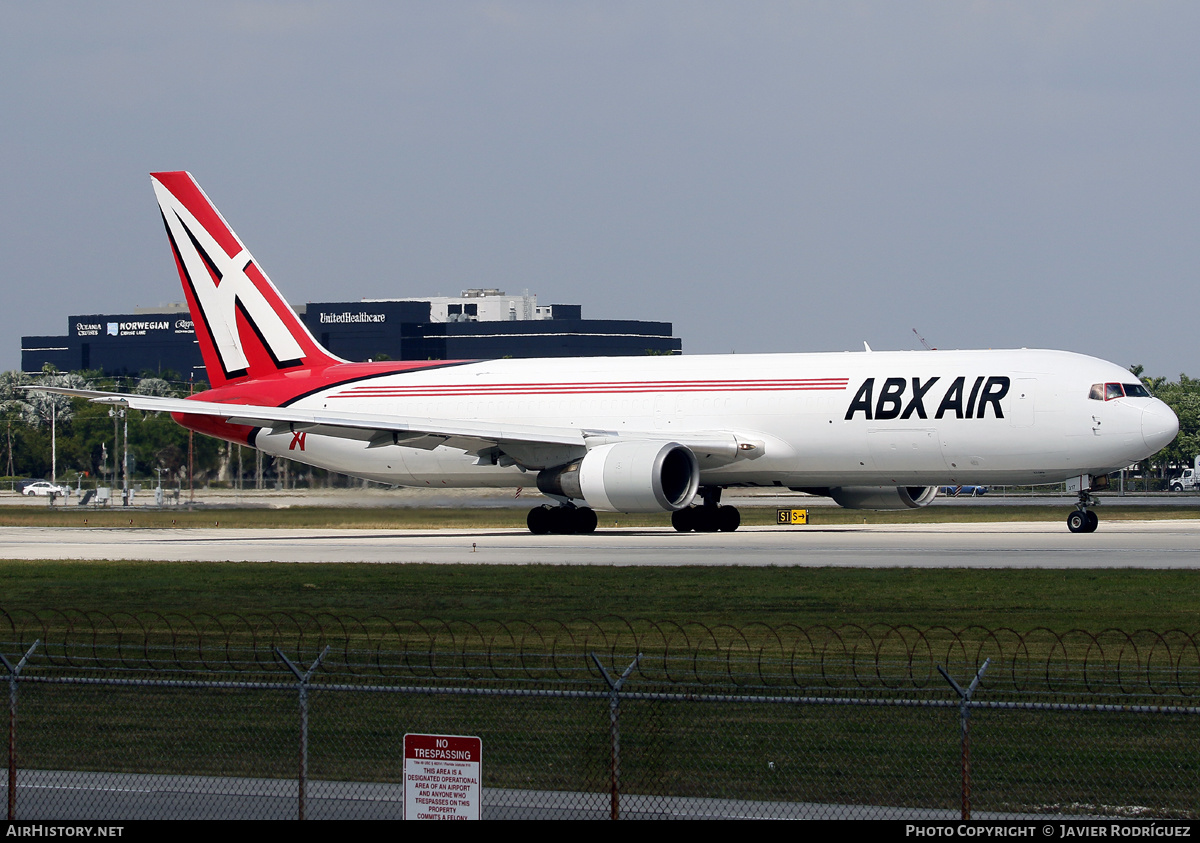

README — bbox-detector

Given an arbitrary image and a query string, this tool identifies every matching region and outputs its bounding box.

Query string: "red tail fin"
[150,172,341,387]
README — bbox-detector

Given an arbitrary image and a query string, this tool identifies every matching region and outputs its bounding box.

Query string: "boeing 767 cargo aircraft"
[35,172,1179,534]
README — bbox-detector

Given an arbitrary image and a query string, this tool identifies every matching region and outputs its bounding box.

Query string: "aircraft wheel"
[671,507,696,532]
[549,507,574,534]
[1067,510,1087,533]
[717,505,741,532]
[528,506,553,535]
[574,507,598,534]
[695,507,720,532]
[1084,510,1099,533]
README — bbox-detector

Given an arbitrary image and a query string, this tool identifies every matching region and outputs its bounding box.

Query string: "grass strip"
[3,562,1199,632]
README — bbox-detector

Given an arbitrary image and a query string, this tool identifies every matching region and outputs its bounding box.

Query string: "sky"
[2,2,1198,378]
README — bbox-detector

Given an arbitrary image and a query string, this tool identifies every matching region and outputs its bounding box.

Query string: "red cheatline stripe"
[337,379,848,389]
[332,384,849,395]
[335,378,846,388]
[329,378,849,398]
[337,384,849,393]
[334,381,847,389]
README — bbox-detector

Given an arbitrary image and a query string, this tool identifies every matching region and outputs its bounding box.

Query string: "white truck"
[1169,456,1200,492]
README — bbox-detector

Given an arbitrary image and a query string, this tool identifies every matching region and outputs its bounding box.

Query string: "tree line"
[1130,366,1199,472]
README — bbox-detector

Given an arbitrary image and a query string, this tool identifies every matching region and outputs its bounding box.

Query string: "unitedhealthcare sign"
[319,311,387,324]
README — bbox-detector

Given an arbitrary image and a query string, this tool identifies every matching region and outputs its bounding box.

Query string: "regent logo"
[845,376,1011,421]
[154,179,305,378]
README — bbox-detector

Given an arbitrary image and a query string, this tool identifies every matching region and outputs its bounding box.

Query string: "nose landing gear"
[1067,490,1100,533]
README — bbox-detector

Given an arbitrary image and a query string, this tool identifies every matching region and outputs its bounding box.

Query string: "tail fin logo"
[152,173,319,383]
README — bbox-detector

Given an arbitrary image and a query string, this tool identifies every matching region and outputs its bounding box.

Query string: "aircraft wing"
[29,387,747,467]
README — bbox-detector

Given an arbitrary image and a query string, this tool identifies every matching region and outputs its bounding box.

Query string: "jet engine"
[792,485,939,510]
[537,441,700,512]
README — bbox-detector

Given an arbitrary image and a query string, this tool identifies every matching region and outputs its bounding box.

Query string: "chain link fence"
[4,612,1199,820]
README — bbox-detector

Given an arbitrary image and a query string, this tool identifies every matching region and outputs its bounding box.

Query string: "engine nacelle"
[537,441,700,512]
[794,485,939,510]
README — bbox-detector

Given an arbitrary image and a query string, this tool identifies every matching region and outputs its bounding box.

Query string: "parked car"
[938,485,988,497]
[21,480,68,497]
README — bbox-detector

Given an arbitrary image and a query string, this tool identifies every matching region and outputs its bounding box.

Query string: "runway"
[1,519,1197,567]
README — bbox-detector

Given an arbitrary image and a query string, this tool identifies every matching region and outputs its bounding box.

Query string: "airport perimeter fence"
[3,611,1200,821]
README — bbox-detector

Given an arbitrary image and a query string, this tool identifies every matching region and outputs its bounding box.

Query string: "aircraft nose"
[1142,401,1179,453]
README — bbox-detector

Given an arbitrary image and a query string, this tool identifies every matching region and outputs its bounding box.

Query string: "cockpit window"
[1090,382,1147,400]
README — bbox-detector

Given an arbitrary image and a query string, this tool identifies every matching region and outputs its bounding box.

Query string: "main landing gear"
[671,487,741,533]
[525,487,743,535]
[527,504,598,535]
[1066,490,1100,534]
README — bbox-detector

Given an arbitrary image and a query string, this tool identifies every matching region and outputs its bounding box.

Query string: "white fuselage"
[248,348,1177,492]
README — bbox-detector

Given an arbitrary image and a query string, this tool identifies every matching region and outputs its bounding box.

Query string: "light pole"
[109,408,128,505]
[122,409,129,506]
